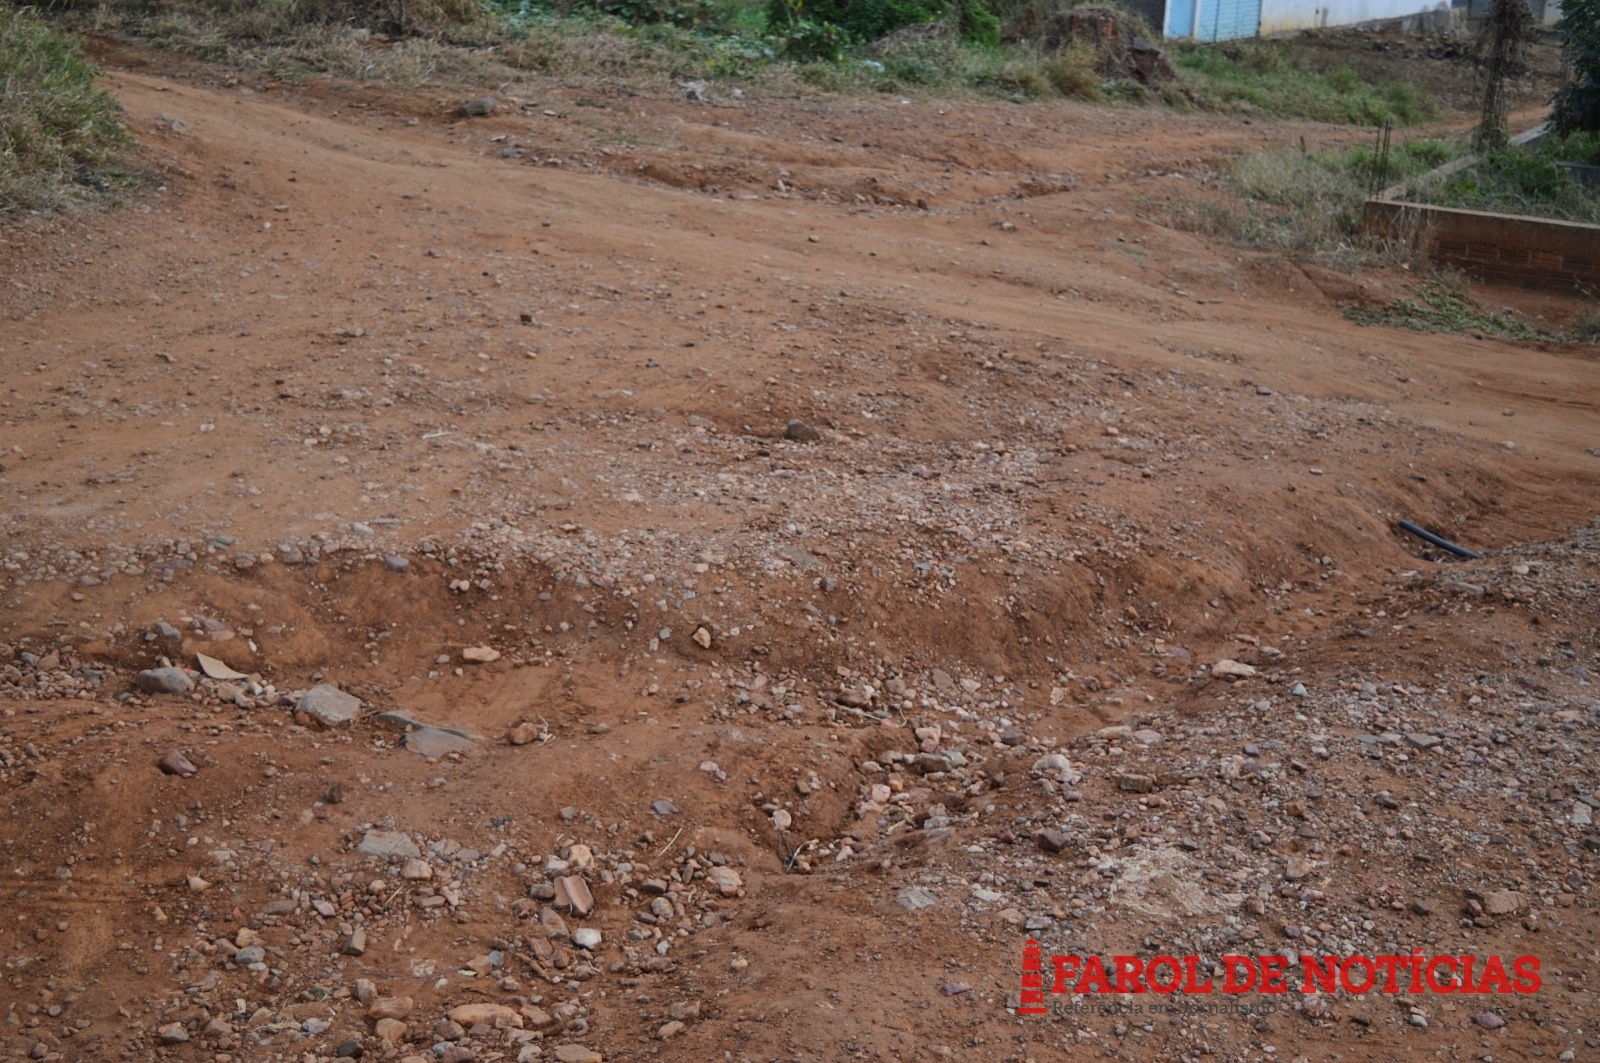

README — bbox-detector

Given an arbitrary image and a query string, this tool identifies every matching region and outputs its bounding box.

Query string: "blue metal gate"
[1166,0,1261,40]
[1203,0,1262,39]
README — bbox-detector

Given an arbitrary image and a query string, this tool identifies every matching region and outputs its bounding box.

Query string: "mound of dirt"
[1040,5,1175,83]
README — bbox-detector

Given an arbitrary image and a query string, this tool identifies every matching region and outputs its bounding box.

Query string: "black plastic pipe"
[1398,520,1481,559]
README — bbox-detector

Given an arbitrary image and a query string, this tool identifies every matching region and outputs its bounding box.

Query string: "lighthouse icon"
[1018,938,1047,1015]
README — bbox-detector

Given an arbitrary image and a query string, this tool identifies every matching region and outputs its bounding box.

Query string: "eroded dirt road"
[0,47,1597,1063]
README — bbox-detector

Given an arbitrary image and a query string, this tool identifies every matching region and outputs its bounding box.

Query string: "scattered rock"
[367,997,414,1021]
[343,928,367,956]
[1211,659,1258,680]
[707,866,742,897]
[298,683,361,727]
[1474,1012,1507,1030]
[554,1046,603,1063]
[572,927,602,949]
[156,1022,189,1044]
[1481,890,1526,916]
[508,720,545,745]
[459,97,497,117]
[554,875,594,916]
[158,748,198,776]
[897,886,938,911]
[1034,829,1070,853]
[195,652,248,680]
[404,726,475,758]
[448,1002,521,1028]
[137,667,194,694]
[462,645,501,663]
[1031,753,1077,779]
[785,418,822,442]
[357,830,421,860]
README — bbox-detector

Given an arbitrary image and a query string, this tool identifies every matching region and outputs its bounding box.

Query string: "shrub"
[766,0,1000,45]
[1042,41,1099,98]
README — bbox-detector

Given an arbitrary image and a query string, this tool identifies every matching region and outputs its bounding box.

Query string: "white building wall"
[1258,0,1453,35]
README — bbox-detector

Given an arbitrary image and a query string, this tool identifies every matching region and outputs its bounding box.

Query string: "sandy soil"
[0,33,1597,1063]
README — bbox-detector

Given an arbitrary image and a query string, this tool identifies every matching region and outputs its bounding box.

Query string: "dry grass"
[1,6,131,214]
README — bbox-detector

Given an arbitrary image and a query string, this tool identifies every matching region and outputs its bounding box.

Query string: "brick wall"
[1362,200,1600,292]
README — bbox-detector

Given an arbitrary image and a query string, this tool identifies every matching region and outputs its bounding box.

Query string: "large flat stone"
[298,684,361,727]
[403,727,475,758]
[357,830,420,860]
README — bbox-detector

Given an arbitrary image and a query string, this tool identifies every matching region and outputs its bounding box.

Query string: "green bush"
[1550,0,1600,133]
[1544,129,1600,165]
[765,0,1000,45]
[1,6,129,213]
[563,0,731,30]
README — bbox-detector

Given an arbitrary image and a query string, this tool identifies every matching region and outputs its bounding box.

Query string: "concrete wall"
[1259,0,1453,35]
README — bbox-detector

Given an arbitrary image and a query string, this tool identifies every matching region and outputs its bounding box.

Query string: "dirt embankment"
[0,40,1596,1063]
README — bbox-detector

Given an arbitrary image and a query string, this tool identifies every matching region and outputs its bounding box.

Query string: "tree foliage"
[1551,0,1600,133]
[766,0,1000,48]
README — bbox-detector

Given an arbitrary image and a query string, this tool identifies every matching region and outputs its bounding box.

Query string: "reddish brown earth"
[0,36,1597,1063]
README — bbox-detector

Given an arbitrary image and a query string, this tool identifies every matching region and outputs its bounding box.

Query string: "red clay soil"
[0,42,1596,1063]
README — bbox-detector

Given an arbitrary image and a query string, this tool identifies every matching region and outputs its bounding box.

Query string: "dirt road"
[0,46,1596,1063]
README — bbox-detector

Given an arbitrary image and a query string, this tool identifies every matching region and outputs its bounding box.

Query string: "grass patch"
[1144,138,1462,261]
[0,6,130,215]
[1344,280,1578,341]
[1545,131,1600,166]
[1403,146,1600,226]
[1171,40,1438,125]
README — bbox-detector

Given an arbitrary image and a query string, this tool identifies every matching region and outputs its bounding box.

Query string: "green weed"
[1406,148,1600,225]
[1171,40,1438,126]
[1344,281,1579,341]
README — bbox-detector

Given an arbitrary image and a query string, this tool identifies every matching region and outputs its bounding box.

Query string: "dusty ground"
[0,30,1597,1063]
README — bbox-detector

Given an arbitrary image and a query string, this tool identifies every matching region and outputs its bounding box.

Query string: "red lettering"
[1477,955,1512,994]
[1112,955,1147,994]
[1050,955,1080,993]
[1301,956,1340,994]
[1222,956,1257,994]
[1182,955,1213,994]
[1145,956,1181,994]
[1258,955,1289,994]
[1340,955,1377,994]
[1424,956,1458,993]
[1077,955,1114,995]
[1512,955,1541,994]
[1375,955,1405,993]
[1458,956,1478,994]
[1407,953,1425,994]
